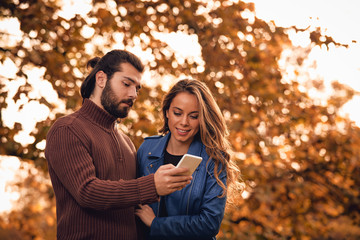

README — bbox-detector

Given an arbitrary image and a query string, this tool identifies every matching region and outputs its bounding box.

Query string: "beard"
[100,81,133,119]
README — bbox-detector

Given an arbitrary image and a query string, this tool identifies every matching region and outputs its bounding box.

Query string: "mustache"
[120,99,134,107]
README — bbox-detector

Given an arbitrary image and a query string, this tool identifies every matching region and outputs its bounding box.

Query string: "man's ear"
[95,71,107,88]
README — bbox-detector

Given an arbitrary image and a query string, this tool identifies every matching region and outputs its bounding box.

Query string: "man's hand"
[154,164,192,196]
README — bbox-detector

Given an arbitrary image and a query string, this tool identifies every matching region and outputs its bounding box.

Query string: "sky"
[1,0,360,213]
[243,0,360,125]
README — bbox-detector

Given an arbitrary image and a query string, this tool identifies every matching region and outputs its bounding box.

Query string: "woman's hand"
[135,204,156,227]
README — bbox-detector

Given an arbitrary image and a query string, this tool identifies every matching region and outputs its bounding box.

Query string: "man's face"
[101,62,142,118]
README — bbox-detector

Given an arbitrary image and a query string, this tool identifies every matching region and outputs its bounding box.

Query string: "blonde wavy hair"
[159,79,242,199]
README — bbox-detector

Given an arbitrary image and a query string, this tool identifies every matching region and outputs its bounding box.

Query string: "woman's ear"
[95,71,107,88]
[166,109,169,118]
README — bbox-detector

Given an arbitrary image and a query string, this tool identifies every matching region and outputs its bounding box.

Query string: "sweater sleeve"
[45,125,158,210]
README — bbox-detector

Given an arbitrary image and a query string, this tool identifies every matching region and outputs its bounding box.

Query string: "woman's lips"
[176,128,190,136]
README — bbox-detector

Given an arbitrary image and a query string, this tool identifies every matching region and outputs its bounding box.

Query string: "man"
[45,49,192,240]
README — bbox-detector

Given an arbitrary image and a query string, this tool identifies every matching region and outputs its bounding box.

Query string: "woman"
[136,79,241,240]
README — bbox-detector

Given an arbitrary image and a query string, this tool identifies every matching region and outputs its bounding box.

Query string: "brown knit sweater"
[45,99,158,240]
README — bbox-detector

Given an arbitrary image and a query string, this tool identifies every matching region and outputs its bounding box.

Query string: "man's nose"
[128,86,138,99]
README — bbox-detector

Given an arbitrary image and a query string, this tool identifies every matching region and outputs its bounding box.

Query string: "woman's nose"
[180,116,189,125]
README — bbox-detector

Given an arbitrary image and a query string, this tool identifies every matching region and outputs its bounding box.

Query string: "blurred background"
[1,0,359,239]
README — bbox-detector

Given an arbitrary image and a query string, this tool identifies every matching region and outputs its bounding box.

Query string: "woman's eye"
[190,115,199,119]
[174,112,181,116]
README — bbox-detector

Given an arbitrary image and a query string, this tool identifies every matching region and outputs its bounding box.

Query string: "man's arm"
[46,125,159,210]
[46,125,191,210]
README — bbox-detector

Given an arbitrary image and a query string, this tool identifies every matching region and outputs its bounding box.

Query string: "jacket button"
[148,152,151,155]
[150,164,153,168]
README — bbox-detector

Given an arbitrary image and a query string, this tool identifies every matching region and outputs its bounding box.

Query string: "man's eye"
[123,82,130,87]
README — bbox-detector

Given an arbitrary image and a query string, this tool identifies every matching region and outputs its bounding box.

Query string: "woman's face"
[166,91,200,146]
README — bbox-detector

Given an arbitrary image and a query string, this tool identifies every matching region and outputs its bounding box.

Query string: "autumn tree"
[0,0,359,239]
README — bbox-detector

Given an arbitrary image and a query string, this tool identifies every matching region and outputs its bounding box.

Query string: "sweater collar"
[79,98,117,130]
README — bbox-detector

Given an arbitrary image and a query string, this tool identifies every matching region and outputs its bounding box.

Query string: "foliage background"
[1,0,359,239]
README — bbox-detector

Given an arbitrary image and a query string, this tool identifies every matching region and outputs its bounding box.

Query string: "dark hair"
[80,49,144,99]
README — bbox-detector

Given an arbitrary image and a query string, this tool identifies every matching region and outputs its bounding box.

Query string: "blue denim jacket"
[137,133,227,240]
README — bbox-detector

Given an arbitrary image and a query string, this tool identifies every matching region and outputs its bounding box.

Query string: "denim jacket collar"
[149,133,203,159]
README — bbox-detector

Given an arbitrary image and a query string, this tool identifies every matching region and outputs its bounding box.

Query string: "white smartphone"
[176,154,202,176]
